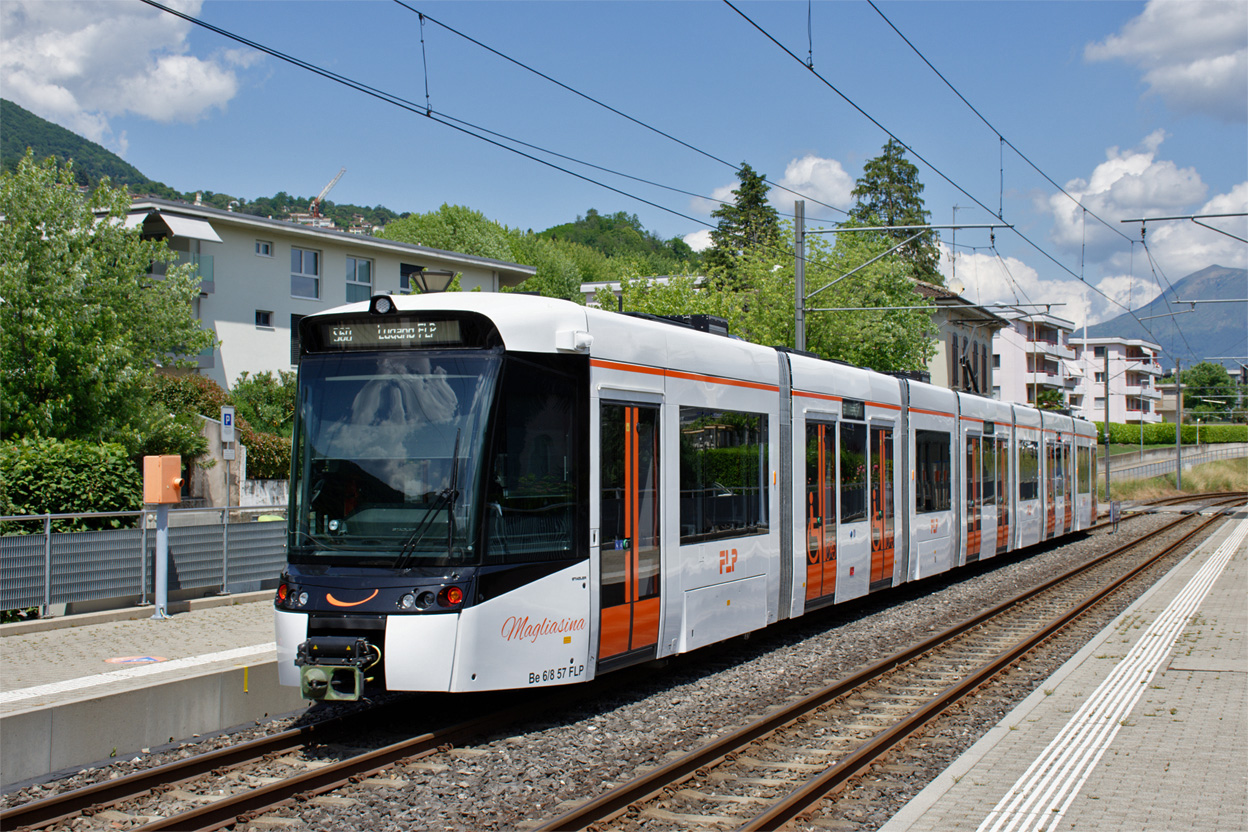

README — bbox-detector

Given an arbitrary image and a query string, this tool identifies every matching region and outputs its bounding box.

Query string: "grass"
[1099,458,1248,502]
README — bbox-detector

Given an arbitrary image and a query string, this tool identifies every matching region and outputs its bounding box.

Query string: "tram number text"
[529,665,586,685]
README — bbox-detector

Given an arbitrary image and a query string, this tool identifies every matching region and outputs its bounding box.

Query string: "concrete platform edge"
[879,516,1235,832]
[1,658,308,789]
[1,591,274,637]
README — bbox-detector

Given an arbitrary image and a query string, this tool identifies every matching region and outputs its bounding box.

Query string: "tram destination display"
[317,318,463,350]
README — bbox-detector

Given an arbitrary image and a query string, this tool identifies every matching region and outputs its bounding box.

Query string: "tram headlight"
[297,591,310,607]
[399,593,416,610]
[416,591,436,609]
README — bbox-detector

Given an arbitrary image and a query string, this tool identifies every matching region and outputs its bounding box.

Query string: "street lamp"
[411,268,456,294]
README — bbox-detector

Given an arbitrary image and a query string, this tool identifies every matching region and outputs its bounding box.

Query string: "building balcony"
[1025,372,1066,390]
[1126,359,1163,375]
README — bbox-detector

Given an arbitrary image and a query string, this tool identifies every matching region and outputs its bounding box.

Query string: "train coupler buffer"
[295,636,379,702]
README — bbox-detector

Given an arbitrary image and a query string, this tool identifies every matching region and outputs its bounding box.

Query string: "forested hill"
[2,99,178,196]
[1,98,398,229]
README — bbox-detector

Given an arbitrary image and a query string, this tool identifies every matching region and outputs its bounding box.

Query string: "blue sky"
[2,0,1245,329]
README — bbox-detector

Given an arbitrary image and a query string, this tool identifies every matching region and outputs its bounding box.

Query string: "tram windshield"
[290,350,500,566]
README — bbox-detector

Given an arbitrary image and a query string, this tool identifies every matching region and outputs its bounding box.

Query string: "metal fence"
[1,506,287,613]
[1107,445,1247,483]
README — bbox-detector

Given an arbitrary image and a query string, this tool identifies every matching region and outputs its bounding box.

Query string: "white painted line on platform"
[0,643,277,705]
[976,516,1248,832]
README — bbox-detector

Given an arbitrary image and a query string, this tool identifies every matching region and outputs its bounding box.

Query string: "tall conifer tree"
[848,139,942,285]
[705,163,781,289]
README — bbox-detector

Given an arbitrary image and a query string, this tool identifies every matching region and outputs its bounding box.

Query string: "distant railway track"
[2,494,1238,832]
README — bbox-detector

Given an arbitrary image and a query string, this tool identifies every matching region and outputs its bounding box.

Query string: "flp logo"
[718,548,738,574]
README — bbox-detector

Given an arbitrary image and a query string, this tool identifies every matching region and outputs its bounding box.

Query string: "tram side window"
[679,408,768,542]
[1018,440,1040,501]
[1078,445,1091,493]
[982,437,997,506]
[914,430,951,514]
[484,356,586,563]
[840,421,868,523]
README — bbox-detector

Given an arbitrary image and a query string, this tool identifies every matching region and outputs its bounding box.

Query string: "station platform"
[882,509,1248,832]
[0,592,306,788]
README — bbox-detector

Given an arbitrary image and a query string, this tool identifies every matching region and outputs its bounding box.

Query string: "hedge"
[0,438,141,531]
[1095,421,1247,445]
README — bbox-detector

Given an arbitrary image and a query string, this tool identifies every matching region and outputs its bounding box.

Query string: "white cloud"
[683,228,713,252]
[689,181,738,217]
[691,154,855,218]
[772,155,855,212]
[937,245,1162,328]
[1086,0,1248,122]
[0,0,245,150]
[1046,131,1207,257]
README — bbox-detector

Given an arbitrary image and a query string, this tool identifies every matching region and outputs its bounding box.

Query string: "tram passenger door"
[1062,443,1073,534]
[996,437,1010,554]
[869,424,895,591]
[598,403,661,667]
[805,421,837,605]
[1045,441,1057,539]
[965,435,982,564]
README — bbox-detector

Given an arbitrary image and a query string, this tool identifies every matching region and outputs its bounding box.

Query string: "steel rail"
[534,497,1240,831]
[129,695,559,832]
[0,705,367,830]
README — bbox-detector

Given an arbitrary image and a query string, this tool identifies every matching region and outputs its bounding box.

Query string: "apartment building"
[1069,337,1164,424]
[992,312,1079,407]
[126,198,536,389]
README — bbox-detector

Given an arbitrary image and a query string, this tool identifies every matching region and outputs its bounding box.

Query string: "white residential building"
[1069,337,1164,424]
[126,199,536,389]
[914,281,1008,395]
[992,312,1079,407]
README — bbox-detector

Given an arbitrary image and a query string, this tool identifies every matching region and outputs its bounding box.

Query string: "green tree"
[614,223,935,373]
[379,203,513,261]
[231,370,298,437]
[1181,362,1236,419]
[704,163,781,289]
[1036,389,1066,411]
[0,151,214,444]
[848,139,942,286]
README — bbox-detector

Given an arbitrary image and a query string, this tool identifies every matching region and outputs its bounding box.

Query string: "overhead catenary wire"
[720,0,1176,354]
[867,0,1134,245]
[392,0,851,218]
[139,0,720,232]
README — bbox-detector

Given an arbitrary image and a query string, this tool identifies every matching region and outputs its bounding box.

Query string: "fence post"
[42,514,52,617]
[221,507,230,594]
[140,509,149,606]
[152,503,170,620]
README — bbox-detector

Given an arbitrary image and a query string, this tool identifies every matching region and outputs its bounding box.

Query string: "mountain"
[1085,265,1247,370]
[2,99,179,197]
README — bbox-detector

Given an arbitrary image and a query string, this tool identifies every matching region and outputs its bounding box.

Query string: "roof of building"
[127,198,537,283]
[913,280,1011,327]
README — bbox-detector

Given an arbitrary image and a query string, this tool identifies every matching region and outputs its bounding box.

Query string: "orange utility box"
[143,455,183,504]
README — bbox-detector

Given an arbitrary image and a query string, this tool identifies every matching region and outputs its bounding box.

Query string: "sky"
[2,0,1245,334]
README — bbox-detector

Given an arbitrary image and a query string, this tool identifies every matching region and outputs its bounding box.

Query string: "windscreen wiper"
[394,429,460,570]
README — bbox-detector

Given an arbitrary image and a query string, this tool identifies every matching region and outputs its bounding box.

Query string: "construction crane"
[310,168,345,218]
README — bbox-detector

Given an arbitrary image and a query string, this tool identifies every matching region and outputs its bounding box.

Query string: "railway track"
[2,494,1237,832]
[532,496,1242,831]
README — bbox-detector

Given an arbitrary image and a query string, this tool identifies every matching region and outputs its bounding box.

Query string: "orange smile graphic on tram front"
[326,589,379,608]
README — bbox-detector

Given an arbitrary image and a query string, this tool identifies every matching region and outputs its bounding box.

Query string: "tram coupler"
[295,636,374,701]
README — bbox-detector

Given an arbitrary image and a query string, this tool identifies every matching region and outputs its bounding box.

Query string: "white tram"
[275,293,1096,700]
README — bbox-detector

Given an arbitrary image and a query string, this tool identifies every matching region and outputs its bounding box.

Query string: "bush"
[231,370,296,437]
[0,437,141,530]
[1095,421,1247,445]
[152,373,291,479]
